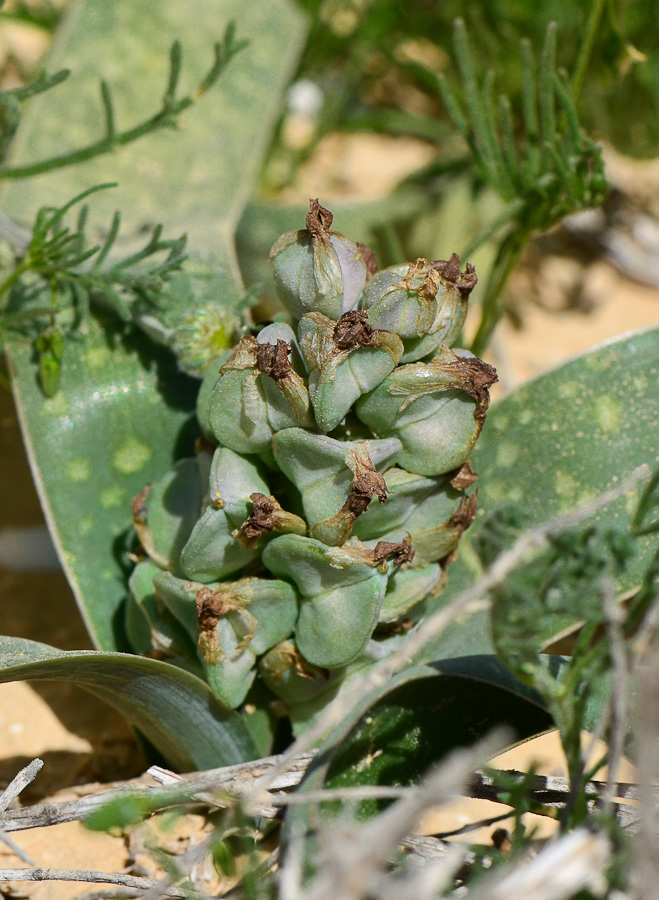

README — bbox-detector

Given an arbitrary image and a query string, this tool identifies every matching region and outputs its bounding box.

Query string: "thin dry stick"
[0,757,44,867]
[600,575,629,814]
[0,752,315,832]
[467,828,610,900]
[285,734,508,900]
[0,758,43,813]
[0,758,641,837]
[0,831,34,865]
[0,867,206,898]
[247,467,649,807]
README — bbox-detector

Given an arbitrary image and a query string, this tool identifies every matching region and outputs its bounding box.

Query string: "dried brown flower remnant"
[433,252,478,295]
[372,535,415,567]
[234,493,307,550]
[449,460,479,490]
[306,197,334,239]
[333,310,375,350]
[255,340,293,382]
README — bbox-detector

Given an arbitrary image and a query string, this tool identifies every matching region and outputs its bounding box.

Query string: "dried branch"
[0,866,207,898]
[0,758,43,813]
[0,753,641,838]
[467,828,610,900]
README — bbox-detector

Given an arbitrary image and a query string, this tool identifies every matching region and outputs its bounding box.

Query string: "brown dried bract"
[447,491,479,534]
[240,492,279,547]
[348,446,390,504]
[131,484,151,524]
[357,241,379,278]
[333,310,374,350]
[255,340,292,382]
[341,443,391,523]
[306,198,333,240]
[433,253,478,295]
[449,356,498,421]
[449,460,479,490]
[195,587,232,633]
[272,641,331,683]
[372,535,415,567]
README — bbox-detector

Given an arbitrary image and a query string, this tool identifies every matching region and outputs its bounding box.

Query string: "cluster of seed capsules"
[127,200,497,713]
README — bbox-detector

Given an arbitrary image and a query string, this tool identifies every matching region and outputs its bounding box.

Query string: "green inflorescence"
[126,200,498,716]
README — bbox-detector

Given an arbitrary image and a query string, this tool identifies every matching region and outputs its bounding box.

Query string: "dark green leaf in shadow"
[282,654,551,840]
[0,636,259,771]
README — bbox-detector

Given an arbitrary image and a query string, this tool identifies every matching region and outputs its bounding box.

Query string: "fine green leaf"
[421,326,659,663]
[0,636,259,771]
[1,0,308,258]
[4,0,308,650]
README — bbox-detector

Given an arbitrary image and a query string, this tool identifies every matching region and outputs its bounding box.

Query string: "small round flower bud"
[269,199,377,320]
[359,254,477,362]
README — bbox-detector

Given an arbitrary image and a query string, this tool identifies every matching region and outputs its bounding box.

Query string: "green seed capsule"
[196,350,232,441]
[207,335,314,454]
[271,428,401,542]
[259,639,342,706]
[298,310,403,432]
[379,563,443,623]
[351,467,443,541]
[356,347,497,476]
[126,561,198,663]
[359,254,477,362]
[295,575,387,667]
[132,453,211,575]
[269,199,376,320]
[262,533,411,667]
[180,448,269,583]
[193,577,298,708]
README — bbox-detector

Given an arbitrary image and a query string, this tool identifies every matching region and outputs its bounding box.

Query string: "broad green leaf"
[4,0,308,650]
[2,0,308,259]
[0,636,259,771]
[7,316,198,650]
[282,654,552,845]
[418,326,659,662]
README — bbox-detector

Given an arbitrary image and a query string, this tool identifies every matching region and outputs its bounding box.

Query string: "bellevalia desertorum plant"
[127,199,497,718]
